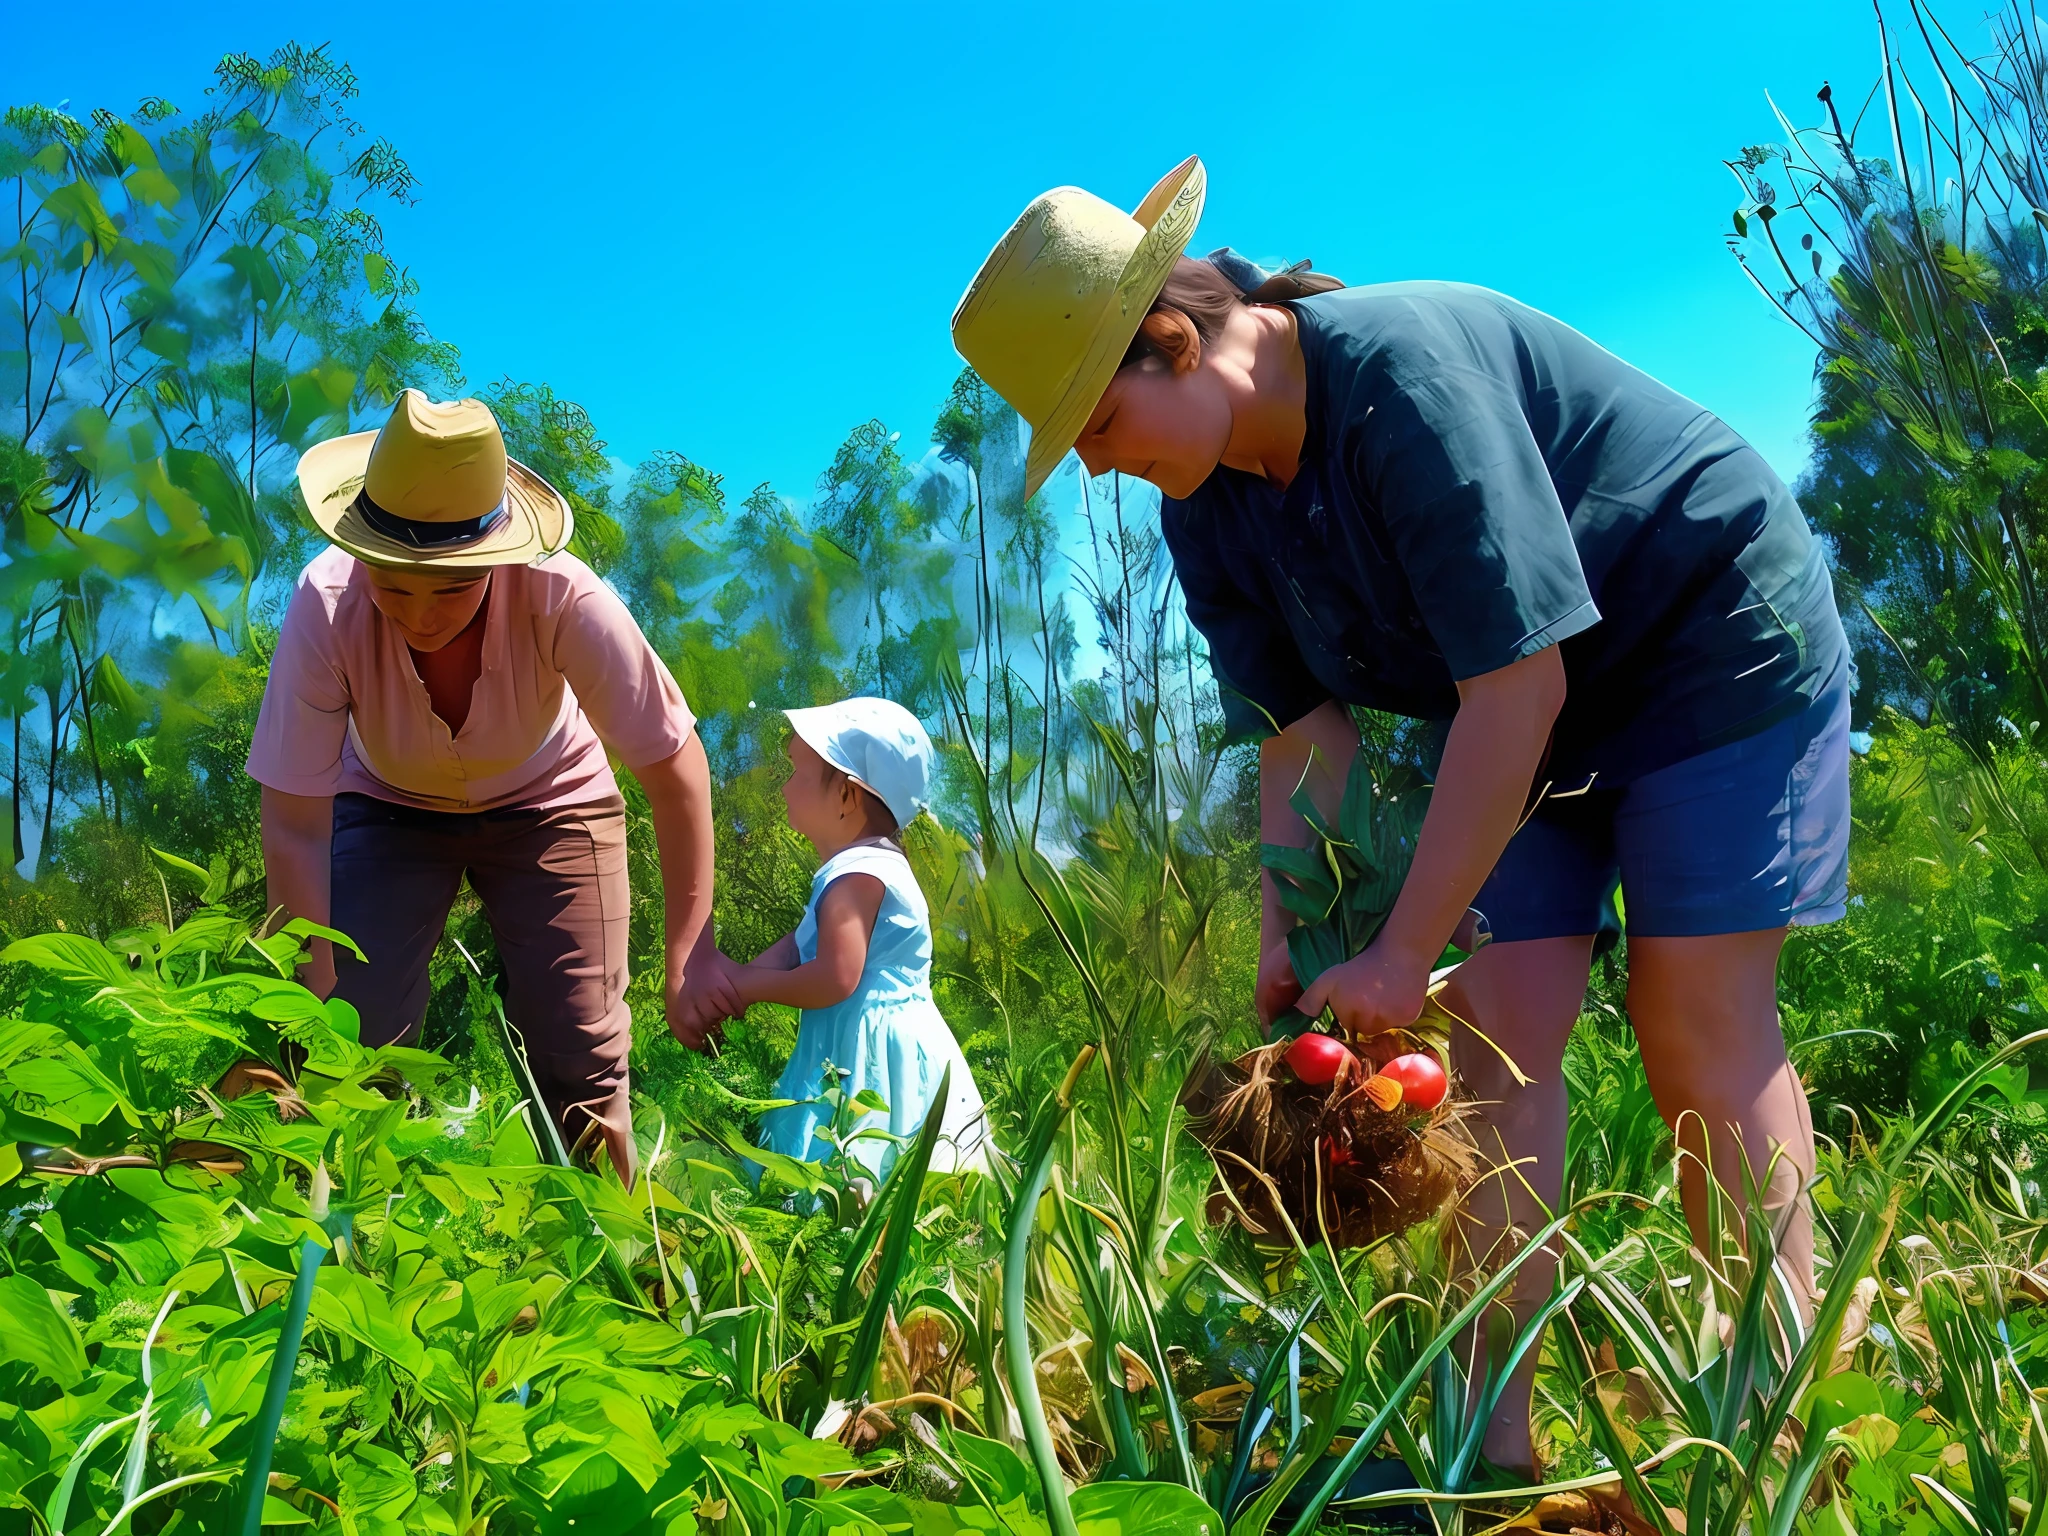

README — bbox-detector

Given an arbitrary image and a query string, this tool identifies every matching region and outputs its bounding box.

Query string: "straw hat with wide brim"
[951,155,1205,499]
[296,390,573,570]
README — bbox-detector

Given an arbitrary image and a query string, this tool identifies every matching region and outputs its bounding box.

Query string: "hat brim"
[296,431,574,570]
[1020,155,1206,500]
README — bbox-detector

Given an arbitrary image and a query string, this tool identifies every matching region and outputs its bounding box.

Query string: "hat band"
[353,489,510,550]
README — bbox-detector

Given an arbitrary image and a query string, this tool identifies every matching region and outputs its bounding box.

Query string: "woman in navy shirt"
[954,158,1847,1473]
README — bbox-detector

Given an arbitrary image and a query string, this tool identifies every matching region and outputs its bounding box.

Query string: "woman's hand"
[1296,942,1432,1042]
[671,949,743,1049]
[1256,939,1304,1029]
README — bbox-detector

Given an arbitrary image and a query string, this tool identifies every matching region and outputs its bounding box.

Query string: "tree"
[1728,3,2048,742]
[0,44,460,873]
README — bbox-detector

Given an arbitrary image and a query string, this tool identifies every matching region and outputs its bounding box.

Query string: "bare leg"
[1439,935,1594,1476]
[1627,929,1814,1309]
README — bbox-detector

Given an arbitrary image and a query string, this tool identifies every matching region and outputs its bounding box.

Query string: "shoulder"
[816,843,920,905]
[523,551,647,630]
[1302,284,1506,372]
[510,553,639,651]
[512,551,604,610]
[295,546,358,605]
[1297,281,1521,340]
[281,547,362,636]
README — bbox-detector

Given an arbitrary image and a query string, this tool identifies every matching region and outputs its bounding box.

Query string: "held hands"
[669,948,745,1050]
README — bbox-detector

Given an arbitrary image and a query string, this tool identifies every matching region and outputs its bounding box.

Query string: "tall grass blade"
[1217,1299,1321,1522]
[236,1164,340,1536]
[838,1063,953,1404]
[1005,1047,1097,1536]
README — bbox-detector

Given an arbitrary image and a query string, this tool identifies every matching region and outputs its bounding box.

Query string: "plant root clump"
[1182,1039,1478,1250]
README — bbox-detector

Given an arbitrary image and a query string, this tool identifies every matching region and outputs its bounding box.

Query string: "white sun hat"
[785,697,936,832]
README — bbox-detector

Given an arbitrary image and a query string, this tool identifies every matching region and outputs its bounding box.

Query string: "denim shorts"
[1472,661,1851,942]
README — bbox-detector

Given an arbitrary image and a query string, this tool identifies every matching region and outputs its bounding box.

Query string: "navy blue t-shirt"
[1161,282,1844,786]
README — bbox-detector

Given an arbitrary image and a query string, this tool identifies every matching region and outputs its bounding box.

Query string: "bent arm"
[1258,699,1362,954]
[261,787,335,998]
[730,874,883,1011]
[1377,645,1565,968]
[636,733,718,998]
[748,933,802,971]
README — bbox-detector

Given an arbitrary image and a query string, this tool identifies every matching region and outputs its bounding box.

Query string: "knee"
[1441,974,1581,1100]
[1630,988,1790,1102]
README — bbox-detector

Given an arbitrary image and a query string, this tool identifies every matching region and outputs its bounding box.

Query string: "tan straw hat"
[952,155,1206,499]
[295,390,573,569]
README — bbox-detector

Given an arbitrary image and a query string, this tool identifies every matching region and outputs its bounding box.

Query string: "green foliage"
[1,43,461,885]
[1261,748,1429,991]
[12,15,2048,1536]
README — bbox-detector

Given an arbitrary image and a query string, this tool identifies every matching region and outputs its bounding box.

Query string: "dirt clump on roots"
[1182,1037,1478,1250]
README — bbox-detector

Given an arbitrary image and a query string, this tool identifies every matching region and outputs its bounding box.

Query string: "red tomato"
[1283,1031,1358,1086]
[1382,1052,1449,1111]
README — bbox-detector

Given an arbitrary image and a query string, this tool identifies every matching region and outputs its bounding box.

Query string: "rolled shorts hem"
[1473,659,1851,944]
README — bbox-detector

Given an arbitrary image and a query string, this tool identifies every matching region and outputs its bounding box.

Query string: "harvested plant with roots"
[1186,745,1482,1248]
[1184,1018,1478,1249]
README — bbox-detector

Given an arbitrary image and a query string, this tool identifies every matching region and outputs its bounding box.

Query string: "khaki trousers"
[328,791,636,1183]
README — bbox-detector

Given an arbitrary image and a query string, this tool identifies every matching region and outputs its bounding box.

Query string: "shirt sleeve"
[554,572,697,767]
[1352,335,1600,681]
[1161,495,1333,740]
[246,574,352,796]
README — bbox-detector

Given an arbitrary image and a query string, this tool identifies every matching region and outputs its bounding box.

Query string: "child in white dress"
[684,697,988,1179]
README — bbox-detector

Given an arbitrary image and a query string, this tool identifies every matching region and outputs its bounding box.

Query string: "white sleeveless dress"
[758,839,990,1178]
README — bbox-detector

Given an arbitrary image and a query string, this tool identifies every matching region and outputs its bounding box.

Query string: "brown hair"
[1121,256,1345,368]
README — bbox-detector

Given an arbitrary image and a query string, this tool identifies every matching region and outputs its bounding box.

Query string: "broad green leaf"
[0,1274,87,1387]
[721,1127,832,1194]
[1072,1482,1221,1534]
[312,1267,427,1377]
[138,320,189,366]
[4,932,131,988]
[941,1429,1034,1508]
[217,243,282,307]
[43,179,119,253]
[1802,1370,1885,1425]
[124,166,179,208]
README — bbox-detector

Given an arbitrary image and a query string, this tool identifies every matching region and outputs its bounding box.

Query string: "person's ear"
[1138,308,1203,375]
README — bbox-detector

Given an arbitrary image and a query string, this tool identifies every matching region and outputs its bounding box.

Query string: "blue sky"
[4,0,1892,503]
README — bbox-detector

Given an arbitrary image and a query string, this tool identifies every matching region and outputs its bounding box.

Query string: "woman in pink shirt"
[248,391,716,1184]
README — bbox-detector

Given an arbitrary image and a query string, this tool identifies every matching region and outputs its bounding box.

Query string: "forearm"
[1377,650,1563,967]
[1258,700,1358,951]
[730,956,857,1011]
[263,830,331,928]
[260,788,334,995]
[641,734,717,976]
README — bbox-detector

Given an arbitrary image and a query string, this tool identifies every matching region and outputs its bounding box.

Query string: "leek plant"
[1549,1031,2048,1536]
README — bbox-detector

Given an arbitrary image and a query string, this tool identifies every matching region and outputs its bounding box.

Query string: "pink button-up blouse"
[246,547,695,811]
